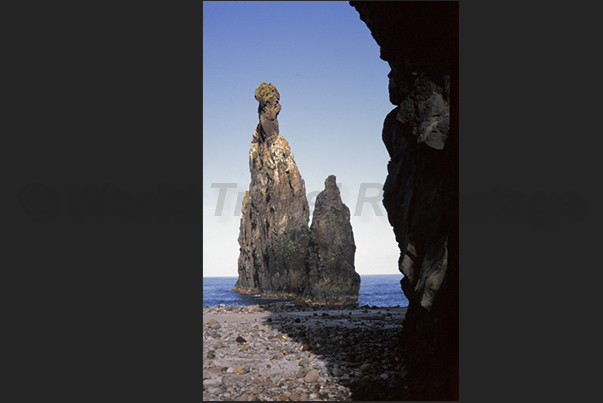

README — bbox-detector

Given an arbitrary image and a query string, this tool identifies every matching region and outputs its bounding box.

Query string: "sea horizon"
[203,273,403,278]
[203,273,408,308]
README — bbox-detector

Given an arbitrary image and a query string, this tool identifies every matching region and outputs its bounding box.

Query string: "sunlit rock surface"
[234,83,311,298]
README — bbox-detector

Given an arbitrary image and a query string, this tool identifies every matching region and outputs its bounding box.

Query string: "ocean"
[203,274,409,308]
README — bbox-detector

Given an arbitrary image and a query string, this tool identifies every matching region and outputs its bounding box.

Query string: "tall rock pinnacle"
[234,83,310,297]
[305,175,360,304]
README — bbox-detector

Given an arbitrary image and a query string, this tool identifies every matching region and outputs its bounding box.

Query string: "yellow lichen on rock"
[254,82,280,103]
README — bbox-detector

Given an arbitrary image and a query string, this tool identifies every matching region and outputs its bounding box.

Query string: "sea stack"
[305,175,360,304]
[234,83,311,298]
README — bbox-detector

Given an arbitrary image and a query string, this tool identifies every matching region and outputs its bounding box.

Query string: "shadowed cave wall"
[350,2,459,400]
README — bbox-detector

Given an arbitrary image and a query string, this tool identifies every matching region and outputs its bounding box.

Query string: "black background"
[6,1,601,401]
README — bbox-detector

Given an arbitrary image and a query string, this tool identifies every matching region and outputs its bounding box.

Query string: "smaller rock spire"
[305,175,360,304]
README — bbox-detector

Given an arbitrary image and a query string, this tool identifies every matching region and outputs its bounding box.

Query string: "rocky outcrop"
[351,2,459,400]
[235,84,360,304]
[234,83,311,298]
[304,175,360,304]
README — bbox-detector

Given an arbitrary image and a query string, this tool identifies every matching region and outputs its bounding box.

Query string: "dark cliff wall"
[351,2,459,400]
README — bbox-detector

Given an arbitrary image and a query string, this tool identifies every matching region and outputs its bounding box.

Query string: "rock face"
[351,2,459,400]
[304,175,360,304]
[235,84,360,304]
[234,83,311,297]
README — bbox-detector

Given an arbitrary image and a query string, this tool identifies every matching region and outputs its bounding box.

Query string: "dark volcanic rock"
[304,175,360,304]
[234,83,311,298]
[351,2,459,401]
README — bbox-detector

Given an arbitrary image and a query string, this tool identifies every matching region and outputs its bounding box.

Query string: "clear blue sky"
[203,1,400,277]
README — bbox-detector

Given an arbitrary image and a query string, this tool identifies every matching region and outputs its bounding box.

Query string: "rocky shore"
[203,304,410,401]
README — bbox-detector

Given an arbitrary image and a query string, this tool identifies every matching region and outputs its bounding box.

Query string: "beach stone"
[206,351,215,359]
[204,378,221,388]
[207,387,223,395]
[304,369,320,383]
[222,374,253,386]
[236,336,247,343]
[236,365,250,374]
[207,319,219,326]
[332,367,344,377]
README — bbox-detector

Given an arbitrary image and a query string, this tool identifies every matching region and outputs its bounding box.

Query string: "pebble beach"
[203,304,410,401]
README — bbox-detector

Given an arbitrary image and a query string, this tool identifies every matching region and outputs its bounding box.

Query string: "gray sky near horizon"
[203,1,401,277]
